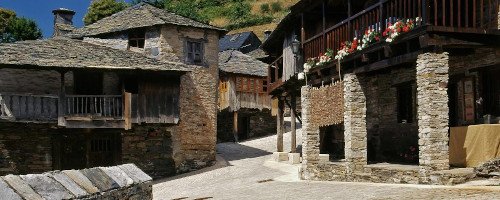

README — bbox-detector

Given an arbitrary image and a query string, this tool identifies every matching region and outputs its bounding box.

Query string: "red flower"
[375,36,380,41]
[365,29,369,35]
[397,27,402,33]
[382,30,387,37]
[403,26,410,32]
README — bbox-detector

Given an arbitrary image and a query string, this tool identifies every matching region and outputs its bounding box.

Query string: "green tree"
[0,8,16,33]
[0,9,42,43]
[84,0,129,25]
[130,0,165,8]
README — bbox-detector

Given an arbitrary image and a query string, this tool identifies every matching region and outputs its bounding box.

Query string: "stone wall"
[343,74,368,173]
[83,33,128,50]
[0,123,54,176]
[0,164,152,200]
[0,69,74,95]
[416,52,450,183]
[161,25,219,173]
[217,108,276,142]
[122,125,176,179]
[308,81,344,127]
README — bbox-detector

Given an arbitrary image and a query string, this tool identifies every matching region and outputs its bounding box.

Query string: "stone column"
[416,52,450,182]
[300,86,320,179]
[343,73,367,174]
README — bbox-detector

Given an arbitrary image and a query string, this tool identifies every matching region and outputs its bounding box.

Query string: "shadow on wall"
[216,143,272,162]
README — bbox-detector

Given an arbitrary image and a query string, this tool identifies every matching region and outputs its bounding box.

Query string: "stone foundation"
[0,123,54,175]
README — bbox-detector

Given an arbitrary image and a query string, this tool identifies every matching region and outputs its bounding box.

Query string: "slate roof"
[219,50,268,77]
[219,32,253,52]
[0,38,190,72]
[68,3,225,38]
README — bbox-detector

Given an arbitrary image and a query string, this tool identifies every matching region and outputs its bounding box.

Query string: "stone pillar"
[416,52,450,182]
[300,86,320,179]
[343,73,367,174]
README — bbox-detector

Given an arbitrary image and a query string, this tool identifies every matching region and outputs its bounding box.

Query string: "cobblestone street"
[153,128,500,200]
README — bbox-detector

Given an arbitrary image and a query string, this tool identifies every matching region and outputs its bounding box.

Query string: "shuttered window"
[185,39,204,65]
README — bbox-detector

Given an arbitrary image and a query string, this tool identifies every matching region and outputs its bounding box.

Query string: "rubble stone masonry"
[343,74,368,173]
[416,52,450,183]
[161,25,219,173]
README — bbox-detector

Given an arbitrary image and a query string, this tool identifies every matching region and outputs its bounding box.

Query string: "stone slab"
[21,174,74,200]
[50,172,88,197]
[80,168,120,192]
[3,175,43,200]
[288,153,301,164]
[118,164,152,183]
[63,170,99,194]
[100,166,134,187]
[319,154,330,163]
[0,178,22,200]
[273,152,289,162]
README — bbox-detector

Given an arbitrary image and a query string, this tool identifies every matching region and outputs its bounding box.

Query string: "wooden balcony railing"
[268,56,284,92]
[304,0,500,60]
[0,93,58,121]
[65,95,123,118]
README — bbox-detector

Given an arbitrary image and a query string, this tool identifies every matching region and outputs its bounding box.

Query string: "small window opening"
[186,40,204,65]
[129,30,145,49]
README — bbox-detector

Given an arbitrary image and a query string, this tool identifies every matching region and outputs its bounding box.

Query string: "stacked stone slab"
[0,164,152,200]
[416,52,450,183]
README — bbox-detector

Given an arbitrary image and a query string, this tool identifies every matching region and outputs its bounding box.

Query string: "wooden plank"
[123,92,132,130]
[233,111,239,142]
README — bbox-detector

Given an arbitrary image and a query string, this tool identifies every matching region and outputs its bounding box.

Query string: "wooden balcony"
[63,95,128,129]
[0,93,131,129]
[0,94,58,122]
[268,56,284,93]
[303,0,500,61]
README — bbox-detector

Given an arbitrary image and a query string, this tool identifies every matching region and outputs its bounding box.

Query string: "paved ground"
[153,126,500,200]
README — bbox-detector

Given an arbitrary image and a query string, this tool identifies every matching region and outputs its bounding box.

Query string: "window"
[128,30,145,49]
[262,80,268,93]
[397,82,416,123]
[185,40,204,65]
[90,138,112,153]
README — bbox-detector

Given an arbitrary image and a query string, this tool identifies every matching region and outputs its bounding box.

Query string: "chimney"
[264,30,272,41]
[52,8,76,37]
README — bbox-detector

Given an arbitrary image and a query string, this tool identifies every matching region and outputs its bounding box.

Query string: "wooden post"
[58,71,66,126]
[277,98,284,152]
[123,92,132,130]
[233,111,239,143]
[290,95,297,153]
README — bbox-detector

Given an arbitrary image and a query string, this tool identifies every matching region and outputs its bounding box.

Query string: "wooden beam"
[290,95,297,153]
[277,98,284,152]
[58,71,66,127]
[233,111,239,143]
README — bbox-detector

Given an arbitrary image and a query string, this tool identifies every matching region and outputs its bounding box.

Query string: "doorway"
[74,71,103,95]
[53,130,121,170]
[238,116,250,141]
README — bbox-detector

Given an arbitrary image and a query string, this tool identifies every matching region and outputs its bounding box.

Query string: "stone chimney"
[52,8,76,37]
[264,30,272,41]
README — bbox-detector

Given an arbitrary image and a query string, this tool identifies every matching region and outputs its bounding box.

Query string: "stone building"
[262,0,500,185]
[217,50,275,142]
[0,3,225,179]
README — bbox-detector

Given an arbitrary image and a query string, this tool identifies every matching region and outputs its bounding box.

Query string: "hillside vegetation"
[151,0,299,40]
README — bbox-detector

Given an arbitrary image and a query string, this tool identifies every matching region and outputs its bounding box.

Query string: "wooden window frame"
[128,29,145,49]
[184,38,205,66]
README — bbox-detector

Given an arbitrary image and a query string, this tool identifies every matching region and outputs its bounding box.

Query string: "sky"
[0,0,133,38]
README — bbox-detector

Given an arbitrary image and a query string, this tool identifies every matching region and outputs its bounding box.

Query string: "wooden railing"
[268,56,284,92]
[303,0,500,60]
[65,95,123,118]
[0,94,58,121]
